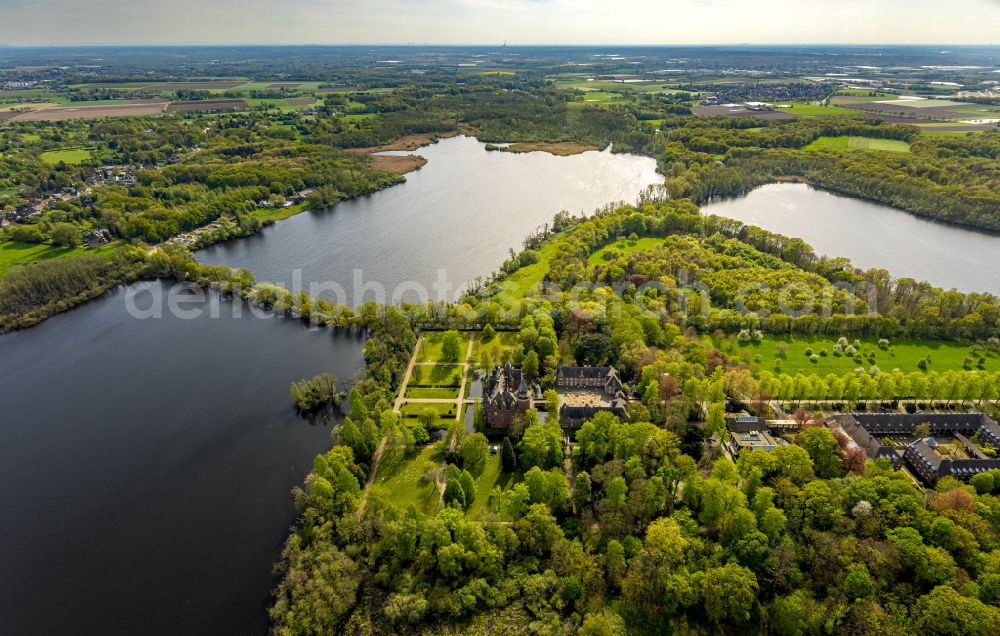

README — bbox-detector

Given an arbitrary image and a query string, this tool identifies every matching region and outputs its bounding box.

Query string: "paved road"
[393,333,424,411]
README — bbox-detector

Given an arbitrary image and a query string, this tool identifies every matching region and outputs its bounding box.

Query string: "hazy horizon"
[1,0,998,48]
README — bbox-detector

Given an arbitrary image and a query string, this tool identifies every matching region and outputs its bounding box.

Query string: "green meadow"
[0,241,103,277]
[368,445,442,516]
[39,148,92,165]
[709,334,1000,374]
[503,237,662,299]
[588,237,664,265]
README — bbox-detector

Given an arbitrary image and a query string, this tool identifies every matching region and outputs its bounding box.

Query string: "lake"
[0,282,365,635]
[10,141,996,635]
[197,135,662,303]
[701,183,1000,296]
[0,139,659,635]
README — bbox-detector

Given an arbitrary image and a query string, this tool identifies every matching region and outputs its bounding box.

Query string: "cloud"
[0,0,998,46]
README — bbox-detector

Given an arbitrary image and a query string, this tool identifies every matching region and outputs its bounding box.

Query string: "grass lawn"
[469,454,522,519]
[254,202,308,222]
[501,241,560,298]
[369,445,442,516]
[39,148,92,165]
[409,364,464,387]
[417,331,468,363]
[401,401,459,424]
[405,387,460,400]
[709,334,1000,375]
[0,240,102,276]
[804,136,911,153]
[472,331,521,366]
[588,237,664,265]
[502,236,663,299]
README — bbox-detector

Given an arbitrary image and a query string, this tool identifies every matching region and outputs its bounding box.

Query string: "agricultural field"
[888,98,971,109]
[245,98,317,112]
[554,79,680,92]
[833,90,899,99]
[837,97,999,125]
[773,102,859,115]
[709,334,1000,374]
[368,445,442,516]
[804,136,911,152]
[918,128,989,136]
[145,80,247,91]
[8,101,168,121]
[67,81,162,89]
[340,113,377,122]
[39,147,93,164]
[165,100,248,113]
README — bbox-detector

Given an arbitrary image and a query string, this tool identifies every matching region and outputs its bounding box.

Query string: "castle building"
[555,366,629,428]
[482,362,532,429]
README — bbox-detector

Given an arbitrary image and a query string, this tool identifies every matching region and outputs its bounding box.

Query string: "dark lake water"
[197,135,661,303]
[0,138,658,636]
[701,183,1000,296]
[0,282,364,635]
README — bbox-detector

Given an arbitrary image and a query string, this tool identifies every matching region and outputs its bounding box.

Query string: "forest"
[257,195,1000,634]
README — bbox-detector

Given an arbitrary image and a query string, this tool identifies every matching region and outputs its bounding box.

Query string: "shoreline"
[502,141,598,156]
[742,177,1000,238]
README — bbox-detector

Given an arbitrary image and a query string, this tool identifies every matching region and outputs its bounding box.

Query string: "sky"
[0,0,999,47]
